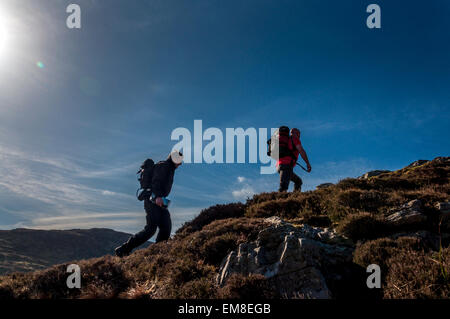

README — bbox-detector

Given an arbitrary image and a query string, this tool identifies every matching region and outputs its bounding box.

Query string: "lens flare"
[36,61,45,69]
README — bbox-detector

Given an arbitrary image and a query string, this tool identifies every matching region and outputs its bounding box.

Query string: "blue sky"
[0,0,449,235]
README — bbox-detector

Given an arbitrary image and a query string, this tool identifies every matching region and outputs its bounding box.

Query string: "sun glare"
[0,23,5,53]
[0,13,9,58]
[0,6,15,63]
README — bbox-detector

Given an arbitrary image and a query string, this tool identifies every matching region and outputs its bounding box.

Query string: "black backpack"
[136,158,155,201]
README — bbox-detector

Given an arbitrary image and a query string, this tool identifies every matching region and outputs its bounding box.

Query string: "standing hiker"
[276,127,311,192]
[115,150,183,257]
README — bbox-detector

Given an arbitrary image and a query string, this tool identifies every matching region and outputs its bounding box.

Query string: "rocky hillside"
[0,157,449,299]
[0,228,149,275]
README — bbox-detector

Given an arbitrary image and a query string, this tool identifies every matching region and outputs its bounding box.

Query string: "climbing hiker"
[115,150,183,257]
[275,127,311,192]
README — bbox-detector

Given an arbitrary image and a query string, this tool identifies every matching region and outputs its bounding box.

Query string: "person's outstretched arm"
[296,142,312,172]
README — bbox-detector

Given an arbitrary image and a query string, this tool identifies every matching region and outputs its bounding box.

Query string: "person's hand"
[155,197,164,207]
[307,164,312,173]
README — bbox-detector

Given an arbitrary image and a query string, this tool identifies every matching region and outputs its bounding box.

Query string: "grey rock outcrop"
[359,170,390,179]
[216,217,353,299]
[406,160,429,168]
[432,156,450,164]
[386,199,426,226]
[316,183,334,190]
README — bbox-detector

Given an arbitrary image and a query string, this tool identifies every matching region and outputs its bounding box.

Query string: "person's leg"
[155,207,172,243]
[124,213,158,249]
[291,171,303,192]
[278,164,292,192]
[116,200,158,256]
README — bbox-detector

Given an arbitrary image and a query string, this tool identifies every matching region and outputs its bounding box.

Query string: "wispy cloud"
[170,206,203,231]
[1,206,203,236]
[19,212,144,230]
[0,141,207,235]
[0,142,140,230]
[0,144,138,180]
[232,185,256,200]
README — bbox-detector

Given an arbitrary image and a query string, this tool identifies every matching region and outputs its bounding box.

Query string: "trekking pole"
[296,162,308,172]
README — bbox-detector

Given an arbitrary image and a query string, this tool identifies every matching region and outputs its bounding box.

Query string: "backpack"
[267,126,294,160]
[136,158,155,201]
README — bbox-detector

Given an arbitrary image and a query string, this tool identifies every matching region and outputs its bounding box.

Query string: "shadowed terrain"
[0,228,149,275]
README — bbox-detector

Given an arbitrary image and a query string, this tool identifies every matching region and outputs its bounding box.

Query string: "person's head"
[169,150,183,168]
[291,128,300,138]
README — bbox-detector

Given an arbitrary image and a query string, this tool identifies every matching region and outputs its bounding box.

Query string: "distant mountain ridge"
[0,228,146,275]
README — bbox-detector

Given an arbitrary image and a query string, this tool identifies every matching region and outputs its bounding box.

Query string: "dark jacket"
[151,158,176,198]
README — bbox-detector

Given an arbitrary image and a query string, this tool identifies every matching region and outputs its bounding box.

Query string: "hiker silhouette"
[115,150,183,257]
[273,127,311,192]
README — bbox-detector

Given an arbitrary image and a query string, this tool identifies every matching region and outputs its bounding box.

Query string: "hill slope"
[0,228,147,275]
[0,157,449,299]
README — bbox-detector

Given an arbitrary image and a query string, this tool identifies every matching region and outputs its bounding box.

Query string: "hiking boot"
[115,245,130,258]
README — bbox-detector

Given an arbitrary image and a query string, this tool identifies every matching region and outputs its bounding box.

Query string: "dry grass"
[246,157,449,228]
[353,236,450,298]
[336,212,389,241]
[0,217,267,299]
[217,273,279,299]
[176,203,246,238]
[384,247,450,298]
